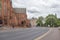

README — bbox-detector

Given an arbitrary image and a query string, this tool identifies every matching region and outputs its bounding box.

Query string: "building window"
[21,21,26,26]
[0,20,3,24]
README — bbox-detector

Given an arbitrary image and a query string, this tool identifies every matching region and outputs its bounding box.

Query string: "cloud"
[12,0,60,18]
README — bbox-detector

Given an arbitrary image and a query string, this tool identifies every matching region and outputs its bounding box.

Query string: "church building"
[0,0,31,28]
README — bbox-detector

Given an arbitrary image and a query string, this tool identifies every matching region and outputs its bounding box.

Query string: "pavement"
[0,27,49,40]
[40,28,60,40]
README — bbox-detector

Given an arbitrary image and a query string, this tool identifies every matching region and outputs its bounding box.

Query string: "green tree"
[36,16,44,26]
[56,18,60,27]
[45,14,57,27]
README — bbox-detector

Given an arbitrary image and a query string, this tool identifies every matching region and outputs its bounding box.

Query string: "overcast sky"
[12,0,60,19]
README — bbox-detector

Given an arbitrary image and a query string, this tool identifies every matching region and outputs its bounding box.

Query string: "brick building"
[0,0,30,28]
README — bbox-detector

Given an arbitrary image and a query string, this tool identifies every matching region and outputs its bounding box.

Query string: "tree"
[36,16,44,26]
[56,18,60,27]
[45,14,57,27]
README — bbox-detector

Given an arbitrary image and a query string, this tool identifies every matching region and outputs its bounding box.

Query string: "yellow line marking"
[34,28,52,40]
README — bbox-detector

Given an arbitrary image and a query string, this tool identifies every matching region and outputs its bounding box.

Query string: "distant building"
[30,18,37,27]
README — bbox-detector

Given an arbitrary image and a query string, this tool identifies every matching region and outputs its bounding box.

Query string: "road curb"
[34,28,52,40]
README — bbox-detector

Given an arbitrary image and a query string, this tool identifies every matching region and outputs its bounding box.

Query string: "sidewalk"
[0,26,31,32]
[0,27,12,32]
[40,28,60,40]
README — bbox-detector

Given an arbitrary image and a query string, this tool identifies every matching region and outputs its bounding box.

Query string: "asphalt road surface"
[0,27,49,40]
[41,28,60,40]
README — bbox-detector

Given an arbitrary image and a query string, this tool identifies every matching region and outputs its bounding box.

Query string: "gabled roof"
[13,8,26,13]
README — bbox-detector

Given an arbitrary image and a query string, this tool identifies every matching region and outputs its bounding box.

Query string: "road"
[0,27,49,40]
[40,28,60,40]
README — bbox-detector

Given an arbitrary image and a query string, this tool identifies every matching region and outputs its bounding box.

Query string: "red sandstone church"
[0,0,31,28]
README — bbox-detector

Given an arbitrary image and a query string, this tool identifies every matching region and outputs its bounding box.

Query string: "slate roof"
[13,8,26,13]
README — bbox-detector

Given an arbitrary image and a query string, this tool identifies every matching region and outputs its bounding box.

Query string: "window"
[0,20,2,24]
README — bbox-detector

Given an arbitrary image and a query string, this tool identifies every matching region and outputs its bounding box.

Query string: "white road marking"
[34,28,52,40]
